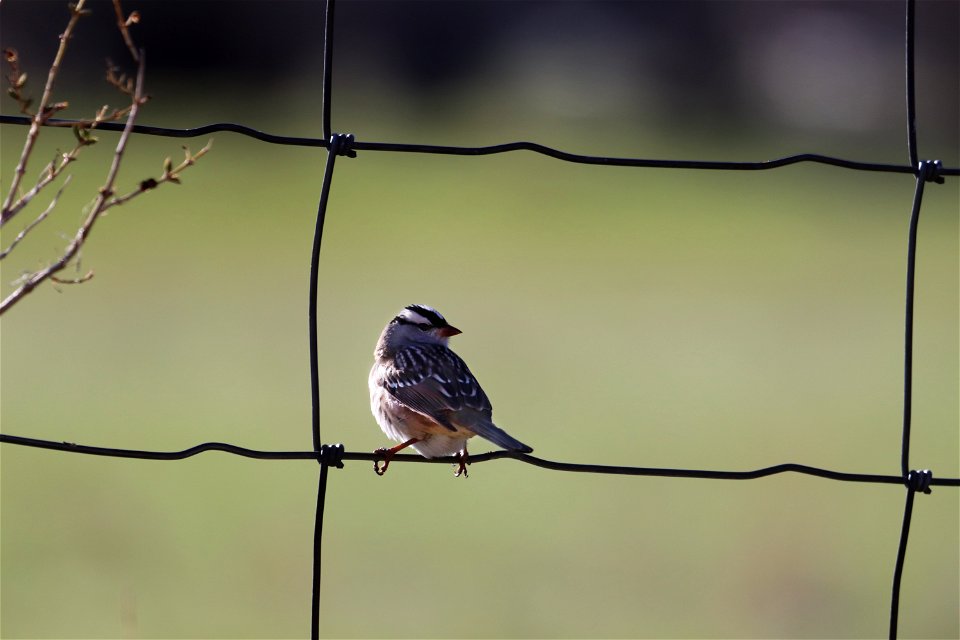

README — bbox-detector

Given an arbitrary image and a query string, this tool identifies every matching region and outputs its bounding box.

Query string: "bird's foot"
[373,448,392,476]
[373,437,420,476]
[454,447,469,478]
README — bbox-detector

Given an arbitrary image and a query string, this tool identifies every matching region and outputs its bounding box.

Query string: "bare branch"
[0,51,147,315]
[105,140,213,210]
[1,5,211,314]
[1,0,90,226]
[105,60,137,97]
[2,147,82,223]
[112,0,141,63]
[0,175,72,260]
[3,48,33,114]
[1,46,150,224]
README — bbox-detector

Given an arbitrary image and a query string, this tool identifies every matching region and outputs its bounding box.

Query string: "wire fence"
[1,0,958,637]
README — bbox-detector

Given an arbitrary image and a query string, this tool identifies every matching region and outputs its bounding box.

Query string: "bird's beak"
[438,325,462,337]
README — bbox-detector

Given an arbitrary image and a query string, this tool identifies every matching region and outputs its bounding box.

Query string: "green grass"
[2,120,957,638]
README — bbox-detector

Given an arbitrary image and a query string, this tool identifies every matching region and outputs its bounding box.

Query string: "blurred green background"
[2,1,957,638]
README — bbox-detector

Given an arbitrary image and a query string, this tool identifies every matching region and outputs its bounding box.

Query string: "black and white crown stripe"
[393,304,449,330]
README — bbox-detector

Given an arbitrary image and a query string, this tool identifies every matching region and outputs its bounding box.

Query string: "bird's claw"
[454,450,469,478]
[374,440,470,477]
[373,438,420,476]
[373,448,391,476]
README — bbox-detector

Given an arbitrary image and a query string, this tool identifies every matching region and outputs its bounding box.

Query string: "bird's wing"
[381,343,492,431]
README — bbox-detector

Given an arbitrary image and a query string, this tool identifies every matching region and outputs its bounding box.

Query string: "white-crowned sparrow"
[369,304,533,476]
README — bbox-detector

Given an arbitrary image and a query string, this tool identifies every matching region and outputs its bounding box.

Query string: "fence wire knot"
[318,443,345,469]
[329,133,356,158]
[905,469,933,494]
[916,159,944,183]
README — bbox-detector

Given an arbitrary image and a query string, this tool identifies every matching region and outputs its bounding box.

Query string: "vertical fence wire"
[311,462,331,640]
[890,162,922,639]
[889,158,941,640]
[890,486,918,640]
[310,2,339,635]
[886,3,946,637]
[321,0,336,142]
[900,170,927,481]
[307,153,332,636]
[904,0,919,169]
[308,135,348,637]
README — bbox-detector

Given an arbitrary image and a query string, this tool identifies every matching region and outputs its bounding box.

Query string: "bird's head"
[392,304,462,343]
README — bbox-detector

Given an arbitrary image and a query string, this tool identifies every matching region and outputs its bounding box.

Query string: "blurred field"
[2,1,959,637]
[2,115,957,638]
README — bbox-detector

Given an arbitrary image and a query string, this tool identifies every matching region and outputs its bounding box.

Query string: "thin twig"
[111,0,141,64]
[1,0,89,226]
[0,175,72,260]
[3,49,33,114]
[0,12,137,226]
[1,100,138,223]
[104,140,213,210]
[0,51,146,315]
[50,271,95,285]
[4,147,79,223]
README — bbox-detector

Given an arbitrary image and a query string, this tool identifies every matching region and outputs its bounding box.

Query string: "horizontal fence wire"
[1,433,958,487]
[0,0,957,638]
[3,114,959,176]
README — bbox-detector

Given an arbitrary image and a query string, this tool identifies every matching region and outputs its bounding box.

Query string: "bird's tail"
[470,420,533,454]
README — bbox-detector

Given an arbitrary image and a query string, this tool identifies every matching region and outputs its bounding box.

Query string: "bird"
[368,304,533,476]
